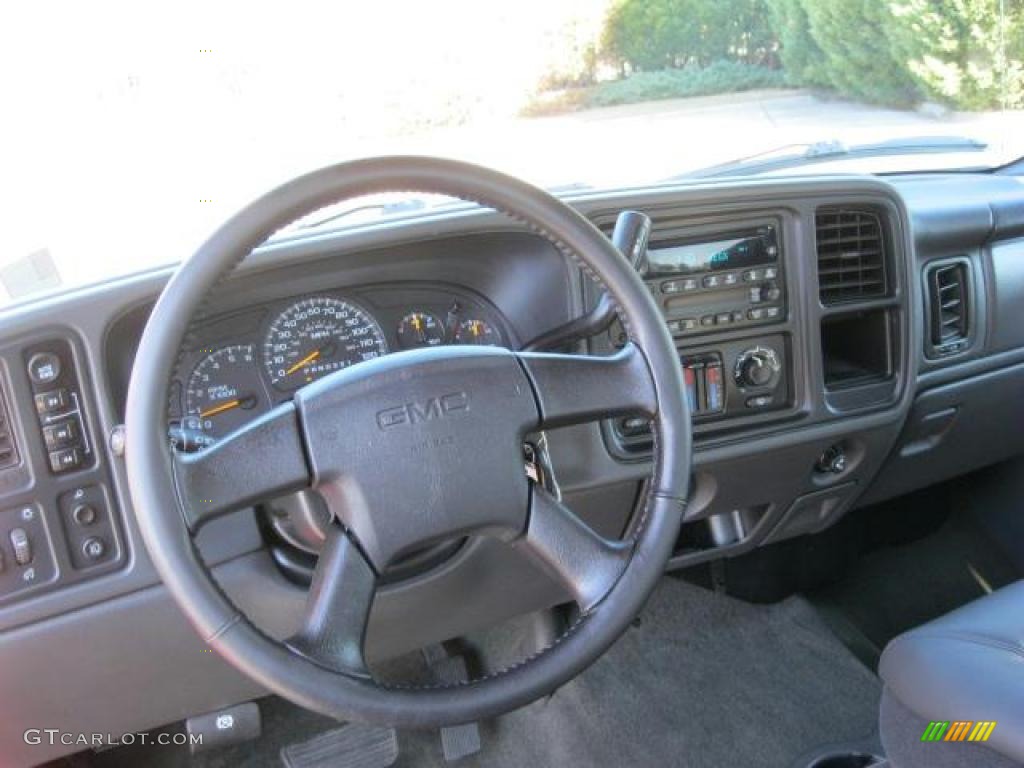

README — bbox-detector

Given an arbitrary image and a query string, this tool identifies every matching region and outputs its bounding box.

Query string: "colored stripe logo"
[921,721,996,742]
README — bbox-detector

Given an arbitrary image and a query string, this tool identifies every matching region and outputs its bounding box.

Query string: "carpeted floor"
[809,508,1021,671]
[89,576,881,768]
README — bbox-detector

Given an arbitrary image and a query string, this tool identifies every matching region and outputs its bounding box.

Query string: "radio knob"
[761,280,782,303]
[735,348,780,388]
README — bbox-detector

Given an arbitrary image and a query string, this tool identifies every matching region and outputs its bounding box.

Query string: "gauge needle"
[285,349,321,376]
[200,399,241,419]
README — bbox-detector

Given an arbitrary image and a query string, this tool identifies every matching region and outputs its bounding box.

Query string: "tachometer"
[184,344,264,439]
[264,296,388,391]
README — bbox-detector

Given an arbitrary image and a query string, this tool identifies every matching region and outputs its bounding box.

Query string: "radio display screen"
[648,230,773,275]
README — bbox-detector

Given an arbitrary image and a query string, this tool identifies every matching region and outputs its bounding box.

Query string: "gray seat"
[879,579,1024,767]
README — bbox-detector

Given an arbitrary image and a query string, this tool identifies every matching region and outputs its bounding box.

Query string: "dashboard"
[170,284,511,445]
[1,169,1023,765]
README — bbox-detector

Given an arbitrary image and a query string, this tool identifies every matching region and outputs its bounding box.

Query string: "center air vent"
[815,208,887,304]
[927,261,970,356]
[0,386,19,471]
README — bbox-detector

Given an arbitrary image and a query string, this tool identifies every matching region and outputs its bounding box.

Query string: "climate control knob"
[734,347,780,389]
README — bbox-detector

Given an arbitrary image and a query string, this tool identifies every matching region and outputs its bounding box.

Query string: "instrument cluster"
[169,284,509,445]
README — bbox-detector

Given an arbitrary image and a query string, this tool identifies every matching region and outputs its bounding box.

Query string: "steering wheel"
[125,156,691,727]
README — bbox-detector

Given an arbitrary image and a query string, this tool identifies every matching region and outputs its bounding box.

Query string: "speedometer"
[263,296,388,391]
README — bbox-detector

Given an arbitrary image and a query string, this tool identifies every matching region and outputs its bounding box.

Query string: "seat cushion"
[879,579,1024,765]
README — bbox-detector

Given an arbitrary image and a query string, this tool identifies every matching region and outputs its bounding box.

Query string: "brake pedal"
[424,646,482,762]
[280,723,398,768]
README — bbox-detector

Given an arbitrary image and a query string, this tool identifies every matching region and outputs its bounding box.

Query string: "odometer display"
[263,297,387,391]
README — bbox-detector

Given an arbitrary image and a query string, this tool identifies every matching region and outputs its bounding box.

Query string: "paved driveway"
[2,88,1022,303]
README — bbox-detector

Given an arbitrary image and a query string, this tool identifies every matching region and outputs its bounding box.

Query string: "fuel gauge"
[397,311,445,349]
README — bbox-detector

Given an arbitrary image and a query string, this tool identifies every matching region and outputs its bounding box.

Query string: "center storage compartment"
[821,309,893,390]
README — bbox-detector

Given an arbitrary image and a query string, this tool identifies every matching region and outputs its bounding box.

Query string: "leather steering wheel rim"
[125,156,691,727]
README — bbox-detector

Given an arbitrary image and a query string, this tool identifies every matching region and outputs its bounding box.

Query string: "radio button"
[681,278,699,291]
[749,286,763,303]
[762,281,782,302]
[744,269,763,282]
[668,317,697,333]
[703,275,723,289]
[731,311,745,323]
[748,308,766,320]
[722,272,739,286]
[715,313,732,325]
[700,315,716,327]
[661,280,681,294]
[764,306,781,319]
[764,266,778,279]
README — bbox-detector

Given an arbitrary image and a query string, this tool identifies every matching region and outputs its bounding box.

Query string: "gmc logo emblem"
[376,391,469,430]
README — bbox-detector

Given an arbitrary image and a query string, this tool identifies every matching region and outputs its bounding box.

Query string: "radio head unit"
[647,225,777,275]
[643,222,784,337]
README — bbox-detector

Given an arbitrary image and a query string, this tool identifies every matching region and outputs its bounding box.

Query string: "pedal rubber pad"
[280,723,398,768]
[431,654,482,762]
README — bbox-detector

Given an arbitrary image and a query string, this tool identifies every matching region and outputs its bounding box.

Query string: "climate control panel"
[613,334,791,450]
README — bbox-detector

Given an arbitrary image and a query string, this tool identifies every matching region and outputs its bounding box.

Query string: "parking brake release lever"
[522,210,651,351]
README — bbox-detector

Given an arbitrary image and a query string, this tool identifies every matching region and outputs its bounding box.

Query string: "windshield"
[3,1,1022,307]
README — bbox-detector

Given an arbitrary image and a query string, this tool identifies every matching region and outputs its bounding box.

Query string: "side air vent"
[0,385,19,470]
[927,261,970,356]
[815,208,887,304]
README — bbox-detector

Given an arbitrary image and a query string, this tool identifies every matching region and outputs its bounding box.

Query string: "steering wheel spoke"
[287,523,377,678]
[518,485,631,613]
[517,343,657,430]
[172,402,311,532]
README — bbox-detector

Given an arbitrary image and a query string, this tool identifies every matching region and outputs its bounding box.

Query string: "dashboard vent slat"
[929,263,969,351]
[815,208,887,304]
[0,385,19,471]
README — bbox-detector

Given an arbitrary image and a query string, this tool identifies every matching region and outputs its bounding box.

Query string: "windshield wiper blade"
[672,135,989,180]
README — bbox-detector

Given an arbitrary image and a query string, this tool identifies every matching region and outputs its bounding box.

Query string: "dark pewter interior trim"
[0,167,1022,765]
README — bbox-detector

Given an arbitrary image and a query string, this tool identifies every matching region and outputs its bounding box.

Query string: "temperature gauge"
[455,318,501,346]
[397,312,445,349]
